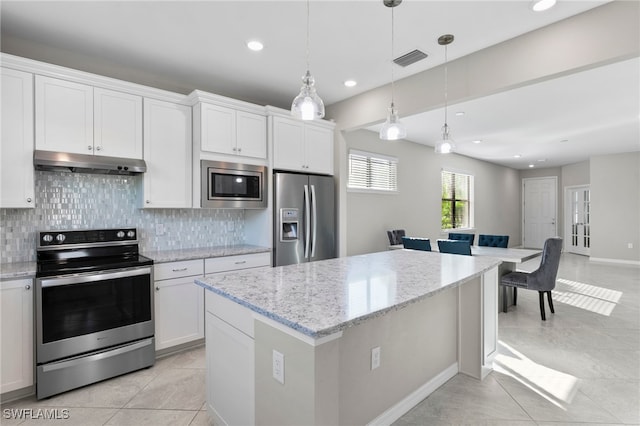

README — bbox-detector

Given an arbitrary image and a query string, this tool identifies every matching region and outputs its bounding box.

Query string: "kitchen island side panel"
[254,285,458,426]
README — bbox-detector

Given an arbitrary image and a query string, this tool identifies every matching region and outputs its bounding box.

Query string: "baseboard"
[366,363,458,426]
[589,257,640,267]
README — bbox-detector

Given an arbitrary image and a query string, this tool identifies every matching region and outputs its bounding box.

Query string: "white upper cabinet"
[272,116,334,175]
[142,98,192,208]
[94,87,143,158]
[196,103,266,160]
[1,67,35,208]
[35,75,143,159]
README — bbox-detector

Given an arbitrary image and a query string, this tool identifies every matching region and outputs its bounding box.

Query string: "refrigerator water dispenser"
[280,208,299,242]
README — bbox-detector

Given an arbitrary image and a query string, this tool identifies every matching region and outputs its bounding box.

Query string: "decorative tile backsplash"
[0,171,245,263]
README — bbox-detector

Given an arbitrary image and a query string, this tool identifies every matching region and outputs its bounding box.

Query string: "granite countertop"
[143,244,271,264]
[0,261,37,280]
[196,249,502,339]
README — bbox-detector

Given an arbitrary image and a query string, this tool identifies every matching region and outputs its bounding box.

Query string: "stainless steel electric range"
[35,228,155,399]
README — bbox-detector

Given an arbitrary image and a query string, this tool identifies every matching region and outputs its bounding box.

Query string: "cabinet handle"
[172,267,188,272]
[156,286,160,291]
[146,200,150,204]
[234,261,247,265]
[232,147,237,152]
[96,146,102,151]
[25,285,31,290]
[26,198,32,203]
[237,148,242,152]
[88,146,93,151]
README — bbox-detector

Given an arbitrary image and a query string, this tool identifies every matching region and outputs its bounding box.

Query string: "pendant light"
[434,34,455,154]
[291,0,325,121]
[379,0,407,141]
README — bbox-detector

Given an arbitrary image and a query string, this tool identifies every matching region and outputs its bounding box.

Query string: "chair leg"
[513,287,517,306]
[538,291,546,321]
[502,285,508,313]
[547,291,555,314]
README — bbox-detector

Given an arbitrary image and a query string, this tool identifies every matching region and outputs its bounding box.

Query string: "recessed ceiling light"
[514,154,522,158]
[528,164,535,168]
[455,111,465,116]
[344,80,357,88]
[472,139,482,144]
[537,159,547,162]
[247,40,264,51]
[531,0,556,12]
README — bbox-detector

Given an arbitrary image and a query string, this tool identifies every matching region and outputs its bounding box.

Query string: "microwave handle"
[304,184,310,259]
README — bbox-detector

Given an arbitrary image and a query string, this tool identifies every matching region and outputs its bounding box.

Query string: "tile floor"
[1,253,638,425]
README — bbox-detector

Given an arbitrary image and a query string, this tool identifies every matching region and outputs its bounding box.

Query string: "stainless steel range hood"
[34,150,146,175]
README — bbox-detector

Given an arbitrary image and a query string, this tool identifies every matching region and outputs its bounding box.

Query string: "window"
[441,170,473,229]
[348,150,398,192]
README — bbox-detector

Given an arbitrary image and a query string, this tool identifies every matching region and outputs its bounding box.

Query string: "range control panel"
[38,228,137,247]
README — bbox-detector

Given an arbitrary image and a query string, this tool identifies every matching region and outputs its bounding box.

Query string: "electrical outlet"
[272,350,284,384]
[628,243,634,249]
[155,223,165,236]
[371,346,381,370]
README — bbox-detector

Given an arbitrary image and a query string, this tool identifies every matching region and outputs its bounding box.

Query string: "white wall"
[344,129,520,256]
[590,152,640,263]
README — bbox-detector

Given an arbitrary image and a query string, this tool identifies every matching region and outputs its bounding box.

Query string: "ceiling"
[1,1,638,170]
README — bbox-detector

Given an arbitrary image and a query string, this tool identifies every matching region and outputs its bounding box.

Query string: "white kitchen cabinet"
[197,103,266,160]
[142,98,192,208]
[205,291,255,426]
[35,75,142,159]
[0,278,34,394]
[205,252,271,275]
[154,260,204,350]
[1,67,35,208]
[272,116,334,175]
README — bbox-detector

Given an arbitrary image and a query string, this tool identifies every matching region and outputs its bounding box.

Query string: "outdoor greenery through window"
[348,150,398,192]
[442,170,473,229]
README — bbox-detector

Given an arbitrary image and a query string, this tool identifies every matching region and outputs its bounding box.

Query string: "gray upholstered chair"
[437,239,472,256]
[387,229,406,246]
[500,237,563,320]
[402,236,432,251]
[478,234,509,248]
[448,232,475,246]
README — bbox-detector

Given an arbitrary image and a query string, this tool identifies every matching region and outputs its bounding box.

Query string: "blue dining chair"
[478,234,509,248]
[437,239,472,256]
[448,233,475,246]
[402,236,431,251]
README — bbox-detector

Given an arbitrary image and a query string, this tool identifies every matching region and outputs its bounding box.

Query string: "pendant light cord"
[306,0,310,71]
[390,5,395,106]
[443,43,448,127]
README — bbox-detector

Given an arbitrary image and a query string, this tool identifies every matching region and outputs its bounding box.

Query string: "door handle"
[311,185,317,258]
[304,184,310,259]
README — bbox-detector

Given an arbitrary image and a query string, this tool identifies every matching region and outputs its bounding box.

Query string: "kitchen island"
[195,249,501,426]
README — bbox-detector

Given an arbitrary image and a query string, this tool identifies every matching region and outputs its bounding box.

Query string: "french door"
[565,185,591,256]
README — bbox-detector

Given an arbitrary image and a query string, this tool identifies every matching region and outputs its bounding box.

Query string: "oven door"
[35,266,154,364]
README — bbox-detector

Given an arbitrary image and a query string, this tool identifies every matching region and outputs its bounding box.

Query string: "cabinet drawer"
[206,290,254,338]
[205,252,270,275]
[154,259,204,281]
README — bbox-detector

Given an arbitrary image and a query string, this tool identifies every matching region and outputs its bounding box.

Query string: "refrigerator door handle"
[304,184,310,259]
[311,184,317,258]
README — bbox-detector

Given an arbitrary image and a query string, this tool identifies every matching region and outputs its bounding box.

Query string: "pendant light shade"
[292,70,325,120]
[435,34,455,154]
[380,0,406,141]
[291,0,324,121]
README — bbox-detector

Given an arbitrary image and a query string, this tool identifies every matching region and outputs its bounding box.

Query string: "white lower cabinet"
[205,252,271,275]
[0,278,33,394]
[154,260,204,350]
[206,291,255,426]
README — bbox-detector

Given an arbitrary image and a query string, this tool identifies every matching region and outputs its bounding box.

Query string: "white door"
[565,186,591,256]
[523,177,557,249]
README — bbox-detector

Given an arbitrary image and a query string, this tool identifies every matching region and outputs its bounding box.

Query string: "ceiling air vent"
[393,49,428,67]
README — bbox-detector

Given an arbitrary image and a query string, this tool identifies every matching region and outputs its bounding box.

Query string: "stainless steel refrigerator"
[273,172,336,267]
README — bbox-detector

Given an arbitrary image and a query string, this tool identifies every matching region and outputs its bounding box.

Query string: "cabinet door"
[206,311,255,426]
[0,279,34,393]
[272,116,305,171]
[236,111,267,159]
[305,125,334,175]
[94,88,143,159]
[200,103,236,155]
[142,98,192,208]
[155,276,204,350]
[1,68,35,208]
[35,75,93,154]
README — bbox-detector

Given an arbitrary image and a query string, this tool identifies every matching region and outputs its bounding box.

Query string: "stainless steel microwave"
[201,160,267,209]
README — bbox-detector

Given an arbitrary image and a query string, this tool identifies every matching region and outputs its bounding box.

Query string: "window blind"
[348,150,398,192]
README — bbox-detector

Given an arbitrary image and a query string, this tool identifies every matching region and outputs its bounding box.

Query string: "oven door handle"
[38,267,152,288]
